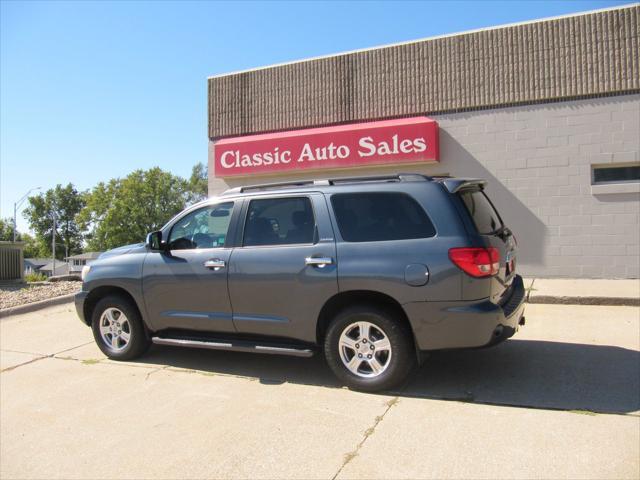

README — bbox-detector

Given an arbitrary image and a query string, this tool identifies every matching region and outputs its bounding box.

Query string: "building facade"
[207,5,640,278]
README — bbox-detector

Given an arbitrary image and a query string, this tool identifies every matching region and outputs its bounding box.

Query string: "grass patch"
[386,397,399,408]
[25,272,47,283]
[569,409,598,416]
[81,359,101,365]
[343,451,358,464]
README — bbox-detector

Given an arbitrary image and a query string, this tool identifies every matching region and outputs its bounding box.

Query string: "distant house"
[39,261,71,277]
[28,252,102,278]
[65,252,102,273]
[24,258,50,275]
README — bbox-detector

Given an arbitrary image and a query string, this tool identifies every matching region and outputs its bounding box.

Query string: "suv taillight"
[449,247,500,278]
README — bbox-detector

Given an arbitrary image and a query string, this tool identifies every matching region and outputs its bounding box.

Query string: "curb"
[528,296,639,307]
[0,293,76,319]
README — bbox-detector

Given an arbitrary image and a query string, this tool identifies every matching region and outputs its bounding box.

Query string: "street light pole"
[13,187,41,242]
[52,213,57,276]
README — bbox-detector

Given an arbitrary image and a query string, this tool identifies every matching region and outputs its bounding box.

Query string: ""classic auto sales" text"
[219,134,428,169]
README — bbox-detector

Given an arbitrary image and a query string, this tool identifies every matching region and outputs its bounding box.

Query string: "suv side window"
[331,192,436,242]
[168,202,234,250]
[458,190,503,235]
[243,197,315,247]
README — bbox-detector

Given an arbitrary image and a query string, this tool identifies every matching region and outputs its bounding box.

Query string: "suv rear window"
[331,192,436,242]
[458,190,503,235]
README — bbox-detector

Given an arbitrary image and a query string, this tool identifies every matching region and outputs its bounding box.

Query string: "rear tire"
[324,305,415,392]
[91,295,150,361]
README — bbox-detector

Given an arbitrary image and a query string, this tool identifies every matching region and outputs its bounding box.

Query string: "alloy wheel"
[338,321,392,378]
[99,307,131,352]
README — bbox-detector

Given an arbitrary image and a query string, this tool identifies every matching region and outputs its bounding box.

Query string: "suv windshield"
[458,190,503,235]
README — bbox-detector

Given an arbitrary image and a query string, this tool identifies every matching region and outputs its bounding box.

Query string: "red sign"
[212,117,439,177]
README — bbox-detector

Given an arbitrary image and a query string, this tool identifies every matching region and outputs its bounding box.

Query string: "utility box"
[0,242,25,284]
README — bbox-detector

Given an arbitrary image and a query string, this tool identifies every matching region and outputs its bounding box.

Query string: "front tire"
[324,305,415,392]
[91,295,150,361]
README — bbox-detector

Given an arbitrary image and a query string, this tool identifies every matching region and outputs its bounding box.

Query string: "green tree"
[20,232,49,258]
[0,218,14,241]
[188,162,208,203]
[23,184,86,259]
[78,167,191,251]
[0,218,49,257]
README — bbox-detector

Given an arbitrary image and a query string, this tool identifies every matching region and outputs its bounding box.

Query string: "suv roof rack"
[221,179,329,195]
[221,173,429,195]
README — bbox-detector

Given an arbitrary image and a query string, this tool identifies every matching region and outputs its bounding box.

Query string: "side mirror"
[146,231,164,251]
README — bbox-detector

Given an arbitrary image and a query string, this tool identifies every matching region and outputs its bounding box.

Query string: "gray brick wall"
[209,94,639,278]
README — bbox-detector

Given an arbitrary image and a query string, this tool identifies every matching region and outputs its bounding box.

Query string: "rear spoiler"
[439,178,487,194]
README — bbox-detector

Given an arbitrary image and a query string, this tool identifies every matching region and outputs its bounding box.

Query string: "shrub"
[25,272,47,283]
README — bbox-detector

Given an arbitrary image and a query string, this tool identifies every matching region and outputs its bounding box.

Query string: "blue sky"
[0,0,630,232]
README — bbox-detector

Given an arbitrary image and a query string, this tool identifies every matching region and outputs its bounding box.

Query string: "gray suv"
[76,173,525,391]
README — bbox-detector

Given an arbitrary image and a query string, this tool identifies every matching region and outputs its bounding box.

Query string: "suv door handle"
[305,256,334,268]
[203,259,226,270]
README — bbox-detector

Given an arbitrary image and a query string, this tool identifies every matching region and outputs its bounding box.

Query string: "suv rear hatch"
[442,179,518,303]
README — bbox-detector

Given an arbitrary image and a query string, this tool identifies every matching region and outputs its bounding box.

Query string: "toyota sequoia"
[76,173,526,391]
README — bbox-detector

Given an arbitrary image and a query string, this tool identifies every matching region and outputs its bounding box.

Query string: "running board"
[151,336,315,357]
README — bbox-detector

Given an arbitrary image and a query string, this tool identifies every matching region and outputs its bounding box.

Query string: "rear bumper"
[75,291,89,325]
[404,274,526,351]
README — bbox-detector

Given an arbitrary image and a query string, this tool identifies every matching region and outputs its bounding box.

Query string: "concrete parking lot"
[1,302,638,479]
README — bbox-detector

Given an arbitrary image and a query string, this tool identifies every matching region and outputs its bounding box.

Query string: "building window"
[592,164,640,184]
[591,163,640,195]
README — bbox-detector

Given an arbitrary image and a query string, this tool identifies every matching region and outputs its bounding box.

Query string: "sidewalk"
[525,278,640,306]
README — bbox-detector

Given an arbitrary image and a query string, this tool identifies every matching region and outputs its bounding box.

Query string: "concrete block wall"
[430,94,639,278]
[209,94,639,278]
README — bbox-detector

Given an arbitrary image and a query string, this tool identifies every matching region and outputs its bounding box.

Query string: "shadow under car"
[133,338,640,415]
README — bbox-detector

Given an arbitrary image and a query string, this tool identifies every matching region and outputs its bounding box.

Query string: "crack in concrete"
[331,396,400,480]
[1,355,49,373]
[165,365,260,382]
[54,341,95,355]
[0,341,94,358]
[0,341,99,373]
[145,365,170,380]
[525,278,536,302]
[0,348,49,355]
[1,341,99,373]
